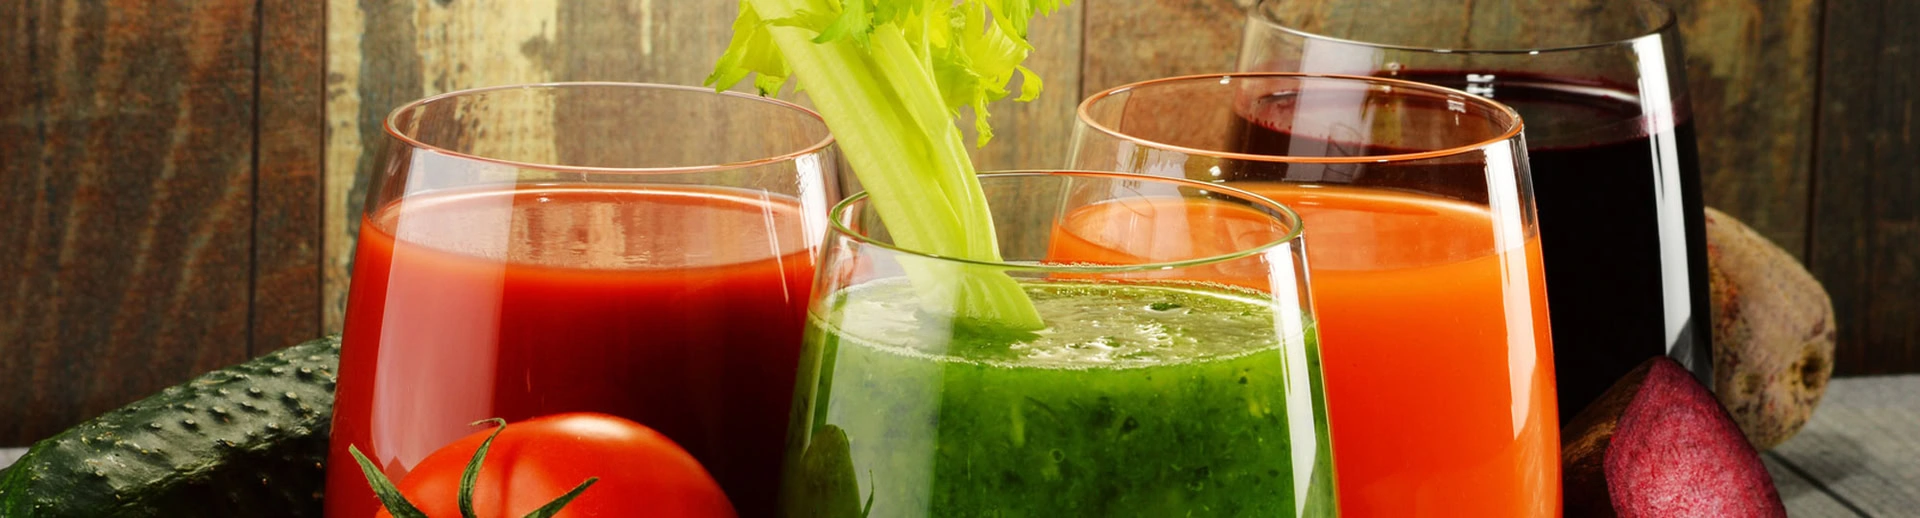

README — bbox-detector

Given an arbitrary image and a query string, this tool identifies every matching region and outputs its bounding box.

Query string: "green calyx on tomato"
[350,419,597,518]
[346,413,736,518]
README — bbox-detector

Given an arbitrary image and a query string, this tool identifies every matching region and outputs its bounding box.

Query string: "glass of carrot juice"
[1070,72,1560,517]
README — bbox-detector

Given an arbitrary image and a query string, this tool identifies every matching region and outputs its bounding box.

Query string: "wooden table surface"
[3,376,1915,516]
[1762,375,1920,517]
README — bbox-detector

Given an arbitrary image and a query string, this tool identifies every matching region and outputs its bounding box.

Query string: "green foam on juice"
[784,280,1338,517]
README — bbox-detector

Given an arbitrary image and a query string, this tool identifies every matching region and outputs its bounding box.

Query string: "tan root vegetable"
[1704,207,1836,450]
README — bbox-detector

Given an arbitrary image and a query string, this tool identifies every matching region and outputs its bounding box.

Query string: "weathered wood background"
[1,0,1913,444]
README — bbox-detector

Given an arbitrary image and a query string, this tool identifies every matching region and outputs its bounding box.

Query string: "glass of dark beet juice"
[1240,0,1712,422]
[323,83,839,518]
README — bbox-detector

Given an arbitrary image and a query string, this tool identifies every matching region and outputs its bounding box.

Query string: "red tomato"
[374,413,737,518]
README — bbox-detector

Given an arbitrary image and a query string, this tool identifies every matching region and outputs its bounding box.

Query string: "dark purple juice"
[1471,74,1711,424]
[1228,72,1713,421]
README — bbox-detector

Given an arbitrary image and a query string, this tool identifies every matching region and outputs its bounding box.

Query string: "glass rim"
[1077,72,1523,164]
[1247,0,1677,55]
[382,82,836,174]
[827,170,1307,274]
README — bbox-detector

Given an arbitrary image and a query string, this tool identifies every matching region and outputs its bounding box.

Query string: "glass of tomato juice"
[1070,73,1561,516]
[323,83,839,517]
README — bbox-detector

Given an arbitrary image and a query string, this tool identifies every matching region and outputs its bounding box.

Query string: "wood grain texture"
[0,0,1908,448]
[1769,374,1920,515]
[1247,0,1623,53]
[1082,0,1252,97]
[319,0,1085,321]
[321,0,747,331]
[1672,0,1820,258]
[254,0,326,355]
[323,0,552,330]
[552,0,734,87]
[1120,0,1816,255]
[967,3,1084,172]
[1763,453,1873,517]
[1092,0,1849,367]
[1809,0,1919,376]
[0,0,259,445]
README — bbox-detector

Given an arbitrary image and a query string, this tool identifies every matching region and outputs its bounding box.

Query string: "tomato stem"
[353,418,600,518]
[459,419,510,518]
[521,477,601,518]
[348,444,429,518]
[862,470,876,518]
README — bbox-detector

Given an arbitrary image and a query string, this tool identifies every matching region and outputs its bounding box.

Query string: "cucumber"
[0,337,340,517]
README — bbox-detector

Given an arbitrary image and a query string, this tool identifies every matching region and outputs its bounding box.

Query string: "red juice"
[323,185,815,517]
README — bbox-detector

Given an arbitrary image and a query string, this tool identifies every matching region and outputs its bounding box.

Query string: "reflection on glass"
[1072,73,1558,517]
[784,171,1336,517]
[325,83,839,518]
[1240,0,1714,425]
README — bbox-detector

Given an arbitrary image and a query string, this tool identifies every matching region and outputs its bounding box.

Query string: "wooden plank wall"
[2,0,268,445]
[317,0,1086,330]
[1810,0,1920,376]
[1,0,1915,444]
[255,0,327,360]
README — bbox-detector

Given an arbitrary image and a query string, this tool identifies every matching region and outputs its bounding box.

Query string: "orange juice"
[1049,184,1559,516]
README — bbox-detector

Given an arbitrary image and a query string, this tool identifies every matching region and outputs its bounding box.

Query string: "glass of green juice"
[781,171,1337,517]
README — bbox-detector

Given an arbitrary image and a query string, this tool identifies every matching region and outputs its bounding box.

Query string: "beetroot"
[1562,357,1787,518]
[1705,206,1835,450]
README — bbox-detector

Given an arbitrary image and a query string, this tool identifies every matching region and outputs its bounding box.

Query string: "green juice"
[782,280,1337,517]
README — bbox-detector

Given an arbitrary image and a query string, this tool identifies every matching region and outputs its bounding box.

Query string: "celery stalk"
[708,0,1069,331]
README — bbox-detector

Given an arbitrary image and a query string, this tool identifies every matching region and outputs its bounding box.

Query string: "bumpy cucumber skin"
[0,337,339,517]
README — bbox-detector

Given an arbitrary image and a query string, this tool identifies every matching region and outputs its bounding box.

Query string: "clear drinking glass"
[783,171,1336,516]
[1241,0,1712,426]
[1072,73,1558,516]
[324,83,839,517]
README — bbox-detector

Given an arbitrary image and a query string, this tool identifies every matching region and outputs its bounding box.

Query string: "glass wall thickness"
[784,171,1337,517]
[324,83,840,518]
[1240,0,1714,425]
[1072,73,1560,517]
